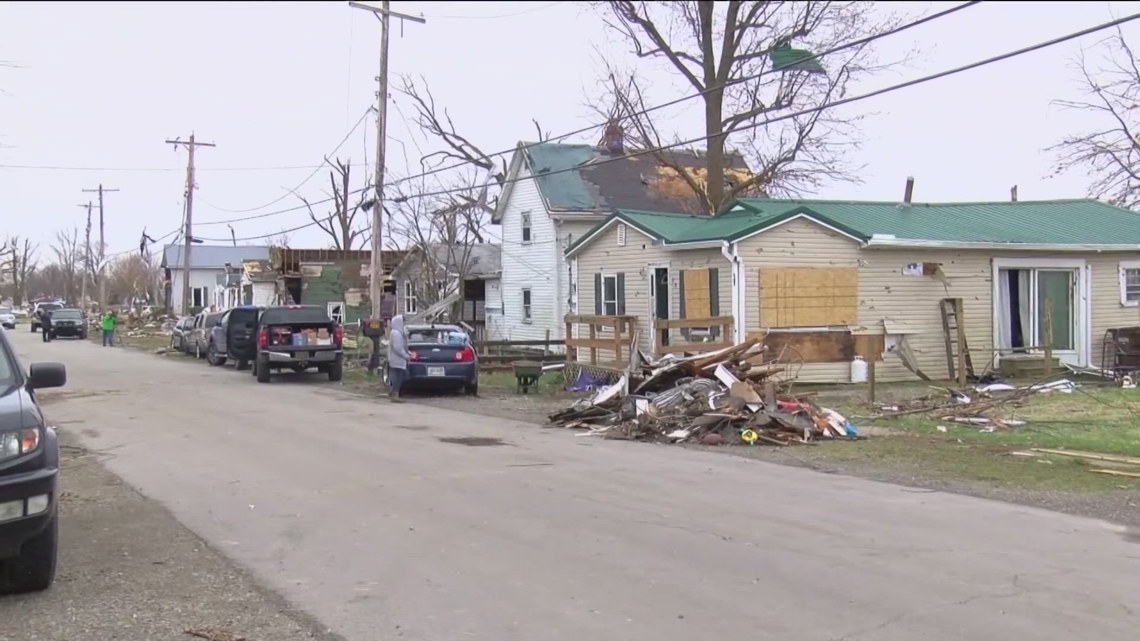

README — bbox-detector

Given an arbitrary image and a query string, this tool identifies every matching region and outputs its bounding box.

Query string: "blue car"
[385,324,478,396]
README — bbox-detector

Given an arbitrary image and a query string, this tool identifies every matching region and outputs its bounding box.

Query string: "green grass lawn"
[802,385,1140,491]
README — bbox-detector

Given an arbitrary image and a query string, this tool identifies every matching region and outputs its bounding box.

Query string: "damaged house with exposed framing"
[267,247,407,324]
[390,243,501,340]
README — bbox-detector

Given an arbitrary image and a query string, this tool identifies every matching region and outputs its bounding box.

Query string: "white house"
[490,132,752,345]
[161,245,270,315]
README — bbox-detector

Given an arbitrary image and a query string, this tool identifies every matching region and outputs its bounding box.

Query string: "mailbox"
[360,318,386,338]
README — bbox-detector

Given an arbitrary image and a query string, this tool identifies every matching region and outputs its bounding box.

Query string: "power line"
[190,1,980,230]
[197,105,374,213]
[167,134,216,315]
[393,10,1140,203]
[201,10,1140,242]
[384,1,985,189]
[0,163,369,172]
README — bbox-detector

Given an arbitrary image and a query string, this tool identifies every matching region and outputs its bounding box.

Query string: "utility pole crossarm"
[81,185,119,311]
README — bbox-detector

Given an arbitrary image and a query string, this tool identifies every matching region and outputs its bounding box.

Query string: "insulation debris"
[547,337,858,446]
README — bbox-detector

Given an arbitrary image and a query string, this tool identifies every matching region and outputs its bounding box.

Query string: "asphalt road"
[7,329,1140,641]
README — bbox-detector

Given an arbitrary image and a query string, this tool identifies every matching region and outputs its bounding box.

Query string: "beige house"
[566,197,1140,383]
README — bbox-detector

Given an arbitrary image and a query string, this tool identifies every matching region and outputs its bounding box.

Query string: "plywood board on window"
[764,330,856,363]
[682,268,711,316]
[759,266,858,327]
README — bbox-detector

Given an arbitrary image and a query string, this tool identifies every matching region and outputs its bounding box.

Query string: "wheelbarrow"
[513,360,543,394]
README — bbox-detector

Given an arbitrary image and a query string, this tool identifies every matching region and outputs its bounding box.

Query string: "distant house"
[269,247,407,325]
[391,243,501,339]
[566,194,1140,383]
[491,133,752,345]
[161,245,270,315]
[213,259,278,309]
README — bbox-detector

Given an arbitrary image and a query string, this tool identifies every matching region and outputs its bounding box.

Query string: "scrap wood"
[1089,468,1140,479]
[1029,448,1140,466]
[184,629,246,641]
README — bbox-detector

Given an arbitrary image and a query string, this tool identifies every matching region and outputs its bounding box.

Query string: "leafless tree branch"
[1048,29,1140,208]
[589,0,907,211]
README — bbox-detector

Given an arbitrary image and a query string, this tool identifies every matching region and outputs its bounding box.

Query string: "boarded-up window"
[759,267,857,327]
[679,268,721,337]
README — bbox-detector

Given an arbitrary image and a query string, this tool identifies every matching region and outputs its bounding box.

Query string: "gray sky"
[1,1,1138,261]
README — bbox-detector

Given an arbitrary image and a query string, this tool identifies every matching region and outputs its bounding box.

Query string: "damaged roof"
[393,243,501,279]
[162,244,270,269]
[243,259,276,282]
[567,198,1140,255]
[517,142,753,216]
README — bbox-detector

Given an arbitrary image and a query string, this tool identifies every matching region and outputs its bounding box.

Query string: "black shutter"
[678,270,688,339]
[709,268,720,337]
[594,273,603,316]
[616,273,626,316]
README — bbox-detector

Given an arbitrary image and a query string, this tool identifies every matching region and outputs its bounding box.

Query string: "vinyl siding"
[574,223,732,362]
[495,168,559,342]
[557,219,601,319]
[738,217,1140,382]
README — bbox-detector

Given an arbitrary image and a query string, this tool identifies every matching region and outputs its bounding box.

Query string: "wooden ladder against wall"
[939,297,975,383]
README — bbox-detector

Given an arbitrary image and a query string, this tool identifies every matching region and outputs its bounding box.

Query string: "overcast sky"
[1,1,1138,262]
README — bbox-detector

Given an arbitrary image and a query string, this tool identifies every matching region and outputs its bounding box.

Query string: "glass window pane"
[1036,270,1074,351]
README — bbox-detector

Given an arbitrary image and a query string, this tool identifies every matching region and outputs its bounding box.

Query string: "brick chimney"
[602,121,625,155]
[903,176,915,205]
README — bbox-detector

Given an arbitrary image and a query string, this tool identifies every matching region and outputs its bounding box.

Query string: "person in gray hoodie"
[386,314,410,402]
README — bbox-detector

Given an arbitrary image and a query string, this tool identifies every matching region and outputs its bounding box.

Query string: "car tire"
[256,356,271,383]
[328,359,344,382]
[236,359,250,371]
[1,512,58,594]
[464,382,479,397]
[206,344,226,367]
[30,324,36,333]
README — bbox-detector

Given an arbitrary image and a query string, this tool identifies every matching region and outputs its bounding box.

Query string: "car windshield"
[40,303,62,311]
[0,337,16,387]
[406,327,468,345]
[53,310,83,320]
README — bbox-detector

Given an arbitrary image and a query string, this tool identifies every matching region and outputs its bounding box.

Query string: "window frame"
[601,274,619,316]
[404,280,418,314]
[1120,261,1140,307]
[522,288,532,323]
[521,212,532,244]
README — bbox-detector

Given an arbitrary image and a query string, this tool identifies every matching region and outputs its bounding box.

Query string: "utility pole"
[166,134,215,315]
[76,202,94,308]
[349,1,426,320]
[82,185,119,311]
[349,0,425,374]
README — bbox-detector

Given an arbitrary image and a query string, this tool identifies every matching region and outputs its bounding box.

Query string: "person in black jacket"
[41,309,53,342]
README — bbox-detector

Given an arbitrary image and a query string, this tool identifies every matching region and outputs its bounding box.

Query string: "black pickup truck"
[247,305,345,383]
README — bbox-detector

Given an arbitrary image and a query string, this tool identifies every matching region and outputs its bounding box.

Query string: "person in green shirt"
[100,311,117,347]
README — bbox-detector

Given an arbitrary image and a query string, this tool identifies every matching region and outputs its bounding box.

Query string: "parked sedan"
[47,309,87,340]
[384,324,478,395]
[0,307,14,330]
[170,316,194,352]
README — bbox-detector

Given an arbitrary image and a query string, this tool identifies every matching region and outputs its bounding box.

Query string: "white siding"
[251,282,276,307]
[169,269,221,315]
[494,169,559,342]
[575,223,732,361]
[556,219,601,320]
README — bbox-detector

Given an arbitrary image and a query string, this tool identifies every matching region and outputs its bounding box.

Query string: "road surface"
[9,329,1139,641]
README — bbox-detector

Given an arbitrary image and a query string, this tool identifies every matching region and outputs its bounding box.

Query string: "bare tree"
[1049,29,1140,208]
[592,1,906,212]
[297,157,373,251]
[107,254,156,306]
[1,236,37,304]
[50,228,83,303]
[264,231,292,248]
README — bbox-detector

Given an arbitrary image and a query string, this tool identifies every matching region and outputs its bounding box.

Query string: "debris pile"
[874,378,1076,431]
[548,338,858,446]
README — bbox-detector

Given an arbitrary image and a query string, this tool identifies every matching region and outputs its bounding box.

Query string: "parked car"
[0,325,67,593]
[169,316,194,353]
[0,307,15,330]
[45,309,87,340]
[384,323,478,395]
[204,306,262,370]
[188,311,224,359]
[215,305,344,383]
[29,302,62,334]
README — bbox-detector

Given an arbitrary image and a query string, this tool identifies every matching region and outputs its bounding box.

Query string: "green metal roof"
[523,142,598,210]
[567,198,1140,255]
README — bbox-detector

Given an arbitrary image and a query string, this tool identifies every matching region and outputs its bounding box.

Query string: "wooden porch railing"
[564,314,637,367]
[655,316,734,355]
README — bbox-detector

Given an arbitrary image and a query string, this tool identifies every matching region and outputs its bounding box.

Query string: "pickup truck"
[211,305,345,383]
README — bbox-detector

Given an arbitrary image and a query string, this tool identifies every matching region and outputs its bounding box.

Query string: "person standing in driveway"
[40,310,53,342]
[386,314,409,403]
[100,311,117,347]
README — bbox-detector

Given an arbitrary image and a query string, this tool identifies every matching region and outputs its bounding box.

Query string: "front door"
[995,261,1087,367]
